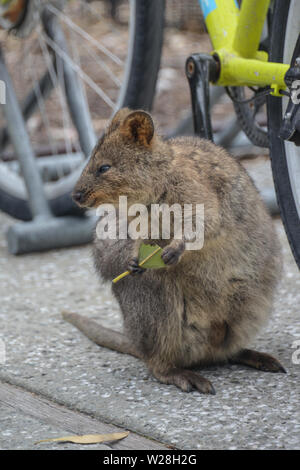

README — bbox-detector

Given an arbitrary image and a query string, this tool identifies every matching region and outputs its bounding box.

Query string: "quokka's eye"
[97,164,111,175]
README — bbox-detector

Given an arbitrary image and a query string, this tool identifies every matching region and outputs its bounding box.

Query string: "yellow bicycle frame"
[200,0,289,96]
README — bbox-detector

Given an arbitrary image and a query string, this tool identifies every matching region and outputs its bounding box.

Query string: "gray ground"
[0,201,299,450]
[0,403,112,450]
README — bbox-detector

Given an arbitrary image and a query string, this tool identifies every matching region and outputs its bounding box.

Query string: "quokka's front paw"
[162,241,185,266]
[127,257,146,275]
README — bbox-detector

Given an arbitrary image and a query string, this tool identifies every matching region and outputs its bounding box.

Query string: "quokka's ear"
[108,107,132,133]
[121,110,154,146]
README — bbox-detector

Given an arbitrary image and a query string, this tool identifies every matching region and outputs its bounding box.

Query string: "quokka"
[68,108,285,394]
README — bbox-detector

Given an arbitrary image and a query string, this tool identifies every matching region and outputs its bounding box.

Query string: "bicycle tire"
[0,0,165,221]
[267,0,300,268]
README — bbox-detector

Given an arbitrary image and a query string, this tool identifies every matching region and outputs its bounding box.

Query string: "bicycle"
[0,0,299,270]
[186,0,300,272]
[185,0,300,269]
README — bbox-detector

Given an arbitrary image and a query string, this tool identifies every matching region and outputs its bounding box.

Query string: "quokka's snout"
[72,190,85,204]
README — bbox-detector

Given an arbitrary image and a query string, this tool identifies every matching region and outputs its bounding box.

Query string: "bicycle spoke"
[28,56,58,156]
[37,26,58,89]
[81,41,122,87]
[41,32,117,110]
[56,50,74,159]
[45,3,123,67]
[68,29,91,157]
[38,28,74,179]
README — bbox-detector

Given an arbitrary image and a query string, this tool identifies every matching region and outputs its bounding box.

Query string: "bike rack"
[0,9,98,254]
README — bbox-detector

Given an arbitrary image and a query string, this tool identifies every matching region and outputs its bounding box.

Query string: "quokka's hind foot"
[229,348,286,373]
[152,368,216,395]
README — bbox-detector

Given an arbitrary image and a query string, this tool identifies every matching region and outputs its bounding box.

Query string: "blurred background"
[1,0,210,143]
[0,0,274,251]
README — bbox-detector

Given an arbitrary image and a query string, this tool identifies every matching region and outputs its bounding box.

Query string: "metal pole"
[41,8,97,158]
[0,68,55,151]
[0,50,52,219]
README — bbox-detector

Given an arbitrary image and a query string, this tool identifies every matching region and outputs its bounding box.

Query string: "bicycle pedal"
[185,53,219,141]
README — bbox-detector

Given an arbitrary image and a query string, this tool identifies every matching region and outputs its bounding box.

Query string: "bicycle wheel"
[267,0,300,268]
[0,0,165,220]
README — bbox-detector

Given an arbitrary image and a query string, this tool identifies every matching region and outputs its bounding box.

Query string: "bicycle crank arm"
[279,34,300,146]
[185,53,219,141]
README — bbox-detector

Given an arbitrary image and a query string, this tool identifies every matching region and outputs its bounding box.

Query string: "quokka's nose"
[72,191,84,203]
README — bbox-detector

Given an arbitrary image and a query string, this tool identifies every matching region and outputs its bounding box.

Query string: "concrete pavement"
[0,208,299,450]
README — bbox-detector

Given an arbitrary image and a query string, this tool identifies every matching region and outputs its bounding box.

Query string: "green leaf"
[138,243,166,269]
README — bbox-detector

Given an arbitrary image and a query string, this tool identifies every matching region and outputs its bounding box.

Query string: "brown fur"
[73,108,285,394]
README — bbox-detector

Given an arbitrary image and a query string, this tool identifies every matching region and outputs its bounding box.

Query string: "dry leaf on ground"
[35,431,129,445]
